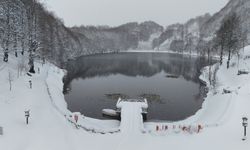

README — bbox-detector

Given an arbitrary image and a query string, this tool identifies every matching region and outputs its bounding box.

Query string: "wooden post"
[25,110,30,125]
[29,80,32,89]
[0,126,3,135]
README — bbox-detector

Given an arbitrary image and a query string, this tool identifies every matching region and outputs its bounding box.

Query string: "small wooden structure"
[116,98,148,120]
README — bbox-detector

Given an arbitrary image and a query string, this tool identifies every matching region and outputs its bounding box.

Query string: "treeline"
[71,21,163,52]
[198,12,247,69]
[0,0,164,70]
[152,10,248,70]
[152,13,212,53]
[0,0,91,69]
[0,0,248,72]
[215,12,247,68]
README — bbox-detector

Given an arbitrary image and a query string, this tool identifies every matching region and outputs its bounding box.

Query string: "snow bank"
[45,63,120,134]
[146,46,250,127]
[45,65,69,115]
[1,46,250,150]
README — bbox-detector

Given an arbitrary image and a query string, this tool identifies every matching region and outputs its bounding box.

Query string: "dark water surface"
[64,52,211,121]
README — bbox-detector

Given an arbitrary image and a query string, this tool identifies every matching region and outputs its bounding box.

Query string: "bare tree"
[8,70,14,91]
[27,0,38,73]
[17,56,27,77]
[226,13,241,68]
[215,21,227,65]
[211,64,219,94]
[215,12,242,69]
[185,33,193,55]
[14,36,18,57]
[236,27,247,71]
[20,9,26,56]
[2,0,11,62]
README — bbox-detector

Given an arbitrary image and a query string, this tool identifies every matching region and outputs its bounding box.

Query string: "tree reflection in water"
[63,53,214,121]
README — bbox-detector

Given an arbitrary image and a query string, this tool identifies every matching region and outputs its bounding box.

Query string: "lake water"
[63,52,211,121]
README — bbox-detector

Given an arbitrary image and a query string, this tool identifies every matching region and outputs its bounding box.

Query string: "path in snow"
[1,47,250,150]
[119,103,144,134]
[115,99,148,150]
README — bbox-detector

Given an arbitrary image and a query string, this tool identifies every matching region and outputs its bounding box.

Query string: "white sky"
[41,0,229,27]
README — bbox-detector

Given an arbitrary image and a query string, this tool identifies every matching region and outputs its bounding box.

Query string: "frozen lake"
[63,52,212,121]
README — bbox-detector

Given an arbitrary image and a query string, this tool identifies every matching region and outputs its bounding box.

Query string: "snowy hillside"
[137,32,161,50]
[153,13,211,52]
[153,0,250,54]
[2,0,250,65]
[0,0,164,67]
[0,0,93,67]
[1,45,250,149]
[71,21,164,52]
[201,0,250,42]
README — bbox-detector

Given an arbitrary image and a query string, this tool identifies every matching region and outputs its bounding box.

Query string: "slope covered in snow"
[153,13,211,52]
[137,32,162,50]
[153,0,250,54]
[1,45,250,149]
[71,21,163,52]
[201,0,250,42]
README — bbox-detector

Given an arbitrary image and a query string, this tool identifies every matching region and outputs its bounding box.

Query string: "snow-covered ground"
[0,46,250,150]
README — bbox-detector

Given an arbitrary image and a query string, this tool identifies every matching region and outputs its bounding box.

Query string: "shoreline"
[122,49,220,59]
[1,47,249,150]
[57,52,218,125]
[45,46,249,135]
[68,49,220,63]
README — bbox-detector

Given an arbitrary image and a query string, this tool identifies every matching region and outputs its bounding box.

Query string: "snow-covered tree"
[215,12,244,68]
[27,0,38,73]
[2,0,11,62]
[7,70,14,91]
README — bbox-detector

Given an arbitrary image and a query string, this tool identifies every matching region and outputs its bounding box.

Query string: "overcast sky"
[41,0,229,27]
